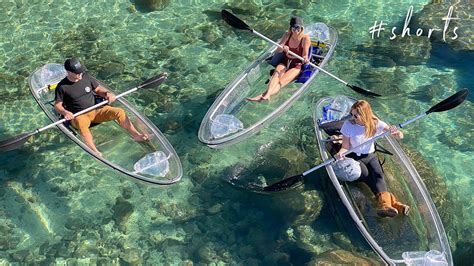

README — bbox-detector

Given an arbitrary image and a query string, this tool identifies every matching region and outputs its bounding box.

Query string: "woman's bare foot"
[133,133,149,142]
[246,95,263,102]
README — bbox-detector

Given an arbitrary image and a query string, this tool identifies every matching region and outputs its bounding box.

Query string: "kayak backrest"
[319,116,348,136]
[295,45,324,83]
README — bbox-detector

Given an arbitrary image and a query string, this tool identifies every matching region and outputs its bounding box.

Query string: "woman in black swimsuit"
[247,16,311,102]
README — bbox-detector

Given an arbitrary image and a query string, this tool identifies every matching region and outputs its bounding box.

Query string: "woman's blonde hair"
[351,100,377,138]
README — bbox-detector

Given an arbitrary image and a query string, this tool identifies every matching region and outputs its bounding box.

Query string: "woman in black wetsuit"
[336,100,410,217]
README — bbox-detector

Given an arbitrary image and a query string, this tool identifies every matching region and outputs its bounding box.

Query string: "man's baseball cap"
[64,58,85,74]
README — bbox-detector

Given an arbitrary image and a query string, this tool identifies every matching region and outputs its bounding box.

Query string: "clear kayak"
[314,95,452,265]
[199,23,338,148]
[28,63,182,186]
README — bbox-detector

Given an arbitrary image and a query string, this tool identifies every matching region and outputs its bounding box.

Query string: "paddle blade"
[427,88,468,114]
[138,72,168,90]
[221,10,252,31]
[262,174,305,192]
[0,132,35,152]
[347,84,381,97]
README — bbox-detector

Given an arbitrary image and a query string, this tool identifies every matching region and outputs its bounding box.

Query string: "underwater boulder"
[222,2,261,16]
[120,248,142,264]
[453,240,474,266]
[355,36,432,67]
[269,190,323,226]
[97,62,124,80]
[288,225,334,255]
[112,197,134,228]
[263,251,291,265]
[414,1,473,51]
[309,249,381,265]
[402,143,463,246]
[253,146,311,185]
[133,0,170,12]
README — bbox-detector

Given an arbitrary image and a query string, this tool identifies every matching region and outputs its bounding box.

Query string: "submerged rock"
[121,248,142,264]
[309,249,381,265]
[196,244,216,263]
[112,197,134,227]
[356,35,432,67]
[402,144,461,243]
[207,203,223,215]
[97,62,124,80]
[453,240,474,266]
[250,146,311,186]
[437,126,474,153]
[263,251,291,265]
[133,0,170,12]
[270,190,323,226]
[289,225,334,255]
[414,1,473,51]
[222,2,261,16]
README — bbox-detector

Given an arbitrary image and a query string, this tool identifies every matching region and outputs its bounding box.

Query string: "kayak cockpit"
[198,23,338,148]
[314,95,452,265]
[28,63,182,185]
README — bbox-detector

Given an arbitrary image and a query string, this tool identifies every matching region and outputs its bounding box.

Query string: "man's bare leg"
[80,130,102,157]
[120,117,148,141]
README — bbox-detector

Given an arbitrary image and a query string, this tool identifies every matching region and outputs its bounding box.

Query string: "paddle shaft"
[252,30,349,86]
[302,112,428,177]
[35,87,139,134]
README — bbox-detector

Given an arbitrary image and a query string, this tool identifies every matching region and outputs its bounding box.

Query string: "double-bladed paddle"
[0,73,168,152]
[221,9,381,97]
[262,88,469,192]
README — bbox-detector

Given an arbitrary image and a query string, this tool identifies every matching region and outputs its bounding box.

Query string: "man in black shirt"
[55,58,147,157]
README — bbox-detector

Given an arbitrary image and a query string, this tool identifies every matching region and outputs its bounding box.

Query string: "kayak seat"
[48,96,104,133]
[295,45,323,83]
[264,45,323,84]
[326,136,342,156]
[374,143,394,168]
[319,115,350,136]
[375,143,393,156]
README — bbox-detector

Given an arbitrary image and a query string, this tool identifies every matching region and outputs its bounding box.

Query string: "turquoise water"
[0,0,472,264]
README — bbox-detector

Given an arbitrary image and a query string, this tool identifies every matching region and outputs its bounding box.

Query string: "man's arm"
[94,85,116,103]
[54,101,74,120]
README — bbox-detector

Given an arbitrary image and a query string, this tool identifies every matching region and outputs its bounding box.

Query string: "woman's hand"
[335,152,345,160]
[303,57,309,64]
[389,125,404,139]
[282,45,289,54]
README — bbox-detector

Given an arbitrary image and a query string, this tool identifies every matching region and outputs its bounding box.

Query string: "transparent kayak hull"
[314,96,452,265]
[28,63,182,186]
[199,23,338,148]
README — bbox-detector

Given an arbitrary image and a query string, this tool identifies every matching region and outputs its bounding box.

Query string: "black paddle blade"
[427,88,468,114]
[262,174,305,192]
[0,132,34,152]
[347,84,381,97]
[221,10,252,31]
[138,72,168,90]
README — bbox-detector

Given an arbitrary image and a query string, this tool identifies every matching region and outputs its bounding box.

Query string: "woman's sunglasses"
[291,26,302,32]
